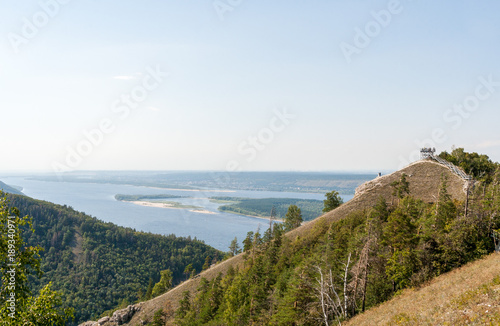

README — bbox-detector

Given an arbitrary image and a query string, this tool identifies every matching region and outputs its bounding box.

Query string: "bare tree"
[348,238,373,314]
[314,253,352,326]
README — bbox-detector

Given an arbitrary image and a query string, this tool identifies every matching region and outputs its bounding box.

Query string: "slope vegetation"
[105,159,477,326]
[346,252,500,325]
[5,194,222,325]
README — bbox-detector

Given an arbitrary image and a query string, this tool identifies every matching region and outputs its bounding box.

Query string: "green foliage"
[284,205,303,232]
[151,308,167,326]
[228,237,241,257]
[391,173,410,199]
[242,231,254,253]
[214,197,324,221]
[152,269,173,297]
[439,148,498,182]
[323,190,344,213]
[0,194,73,325]
[18,282,75,326]
[176,291,191,321]
[145,278,154,301]
[5,194,222,324]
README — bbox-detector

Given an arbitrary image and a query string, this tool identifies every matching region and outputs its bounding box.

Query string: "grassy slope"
[114,159,469,326]
[346,253,500,326]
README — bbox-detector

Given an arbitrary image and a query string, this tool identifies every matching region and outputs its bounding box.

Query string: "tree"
[202,256,211,270]
[323,190,344,213]
[152,308,166,326]
[391,173,410,200]
[0,194,74,324]
[151,269,173,297]
[284,205,303,231]
[183,264,194,280]
[439,147,497,181]
[18,282,74,326]
[435,174,456,230]
[382,197,418,290]
[176,291,191,319]
[269,205,277,234]
[229,237,241,257]
[145,278,154,300]
[314,254,352,326]
[243,231,254,252]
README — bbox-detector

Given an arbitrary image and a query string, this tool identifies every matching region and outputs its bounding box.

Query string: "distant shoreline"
[144,186,236,193]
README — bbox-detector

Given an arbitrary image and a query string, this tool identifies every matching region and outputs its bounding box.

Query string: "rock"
[98,316,110,325]
[110,304,140,325]
[78,322,98,326]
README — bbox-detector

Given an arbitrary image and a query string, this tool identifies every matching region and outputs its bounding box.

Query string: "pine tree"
[284,205,303,231]
[229,237,241,256]
[145,278,154,300]
[435,174,456,230]
[243,231,254,252]
[391,173,410,201]
[382,198,418,290]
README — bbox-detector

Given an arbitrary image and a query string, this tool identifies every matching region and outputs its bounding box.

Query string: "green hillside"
[169,149,500,326]
[0,180,24,196]
[134,148,499,326]
[5,193,222,324]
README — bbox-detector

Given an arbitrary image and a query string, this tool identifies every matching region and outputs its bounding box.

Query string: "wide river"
[1,176,355,251]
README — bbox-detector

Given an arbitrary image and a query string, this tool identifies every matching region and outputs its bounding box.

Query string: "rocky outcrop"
[110,304,141,325]
[78,322,97,326]
[78,304,141,326]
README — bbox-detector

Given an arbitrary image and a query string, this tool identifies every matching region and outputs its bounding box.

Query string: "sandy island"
[127,201,217,214]
[121,200,291,221]
[144,187,236,193]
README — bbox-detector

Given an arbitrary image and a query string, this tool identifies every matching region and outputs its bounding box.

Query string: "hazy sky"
[1,0,499,173]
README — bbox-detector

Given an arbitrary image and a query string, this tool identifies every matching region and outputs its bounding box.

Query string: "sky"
[1,0,499,173]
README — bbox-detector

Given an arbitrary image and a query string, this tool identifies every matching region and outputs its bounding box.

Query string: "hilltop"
[88,157,490,326]
[288,158,468,238]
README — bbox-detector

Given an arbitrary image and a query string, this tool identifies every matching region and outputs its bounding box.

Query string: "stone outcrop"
[78,304,141,326]
[110,304,141,325]
[78,322,97,326]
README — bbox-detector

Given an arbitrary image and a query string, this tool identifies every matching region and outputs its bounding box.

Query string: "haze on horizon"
[1,1,500,173]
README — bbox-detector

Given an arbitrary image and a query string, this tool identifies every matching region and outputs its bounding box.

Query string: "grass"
[346,253,500,326]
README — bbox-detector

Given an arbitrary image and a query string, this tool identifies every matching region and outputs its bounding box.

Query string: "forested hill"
[0,180,24,195]
[5,193,222,325]
[113,149,500,326]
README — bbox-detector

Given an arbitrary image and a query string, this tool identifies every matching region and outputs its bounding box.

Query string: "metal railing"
[428,155,472,181]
